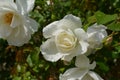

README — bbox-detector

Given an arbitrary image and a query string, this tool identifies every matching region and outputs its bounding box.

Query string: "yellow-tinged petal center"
[55,30,77,52]
[3,12,13,25]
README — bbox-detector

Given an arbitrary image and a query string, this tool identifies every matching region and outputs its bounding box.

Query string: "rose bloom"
[59,55,103,80]
[0,0,38,46]
[40,14,89,62]
[85,23,108,55]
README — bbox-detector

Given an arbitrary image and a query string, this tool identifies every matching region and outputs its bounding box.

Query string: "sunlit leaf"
[95,11,117,24]
[107,22,120,31]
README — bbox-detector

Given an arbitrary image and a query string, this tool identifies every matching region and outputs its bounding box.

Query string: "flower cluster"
[0,0,38,46]
[41,14,108,80]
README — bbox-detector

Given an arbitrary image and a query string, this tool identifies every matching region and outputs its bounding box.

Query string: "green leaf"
[107,22,120,31]
[13,77,21,80]
[31,47,40,64]
[95,11,117,24]
[97,62,109,72]
[26,55,33,67]
[87,15,97,24]
[59,67,65,73]
[83,15,96,31]
[26,47,40,67]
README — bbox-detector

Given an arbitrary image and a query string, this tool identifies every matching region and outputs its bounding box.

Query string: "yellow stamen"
[4,12,13,25]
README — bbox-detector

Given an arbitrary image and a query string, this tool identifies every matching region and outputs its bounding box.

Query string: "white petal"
[59,68,88,80]
[5,16,38,47]
[7,25,31,46]
[43,21,59,38]
[87,23,107,33]
[58,14,82,31]
[84,47,95,56]
[86,71,103,80]
[61,52,76,62]
[87,23,108,43]
[79,40,89,54]
[10,14,23,28]
[16,0,35,14]
[89,61,96,70]
[82,73,94,80]
[74,28,88,41]
[25,17,39,34]
[63,14,82,28]
[61,41,88,62]
[0,25,12,38]
[74,28,89,54]
[0,1,17,11]
[74,44,87,56]
[40,38,63,62]
[61,44,83,62]
[0,0,13,2]
[75,55,90,68]
[43,14,82,38]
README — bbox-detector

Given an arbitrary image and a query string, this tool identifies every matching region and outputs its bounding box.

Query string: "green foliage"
[86,11,120,31]
[27,47,40,67]
[94,11,120,31]
[95,11,117,24]
[107,22,120,31]
[97,62,109,72]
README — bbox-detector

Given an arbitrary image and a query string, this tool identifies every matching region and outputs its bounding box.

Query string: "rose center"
[55,30,77,52]
[3,12,13,25]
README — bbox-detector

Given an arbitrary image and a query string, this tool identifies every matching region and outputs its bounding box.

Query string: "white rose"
[0,0,38,46]
[85,23,108,55]
[59,55,103,80]
[40,14,89,62]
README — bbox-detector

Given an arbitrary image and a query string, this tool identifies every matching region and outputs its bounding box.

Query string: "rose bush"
[0,0,120,80]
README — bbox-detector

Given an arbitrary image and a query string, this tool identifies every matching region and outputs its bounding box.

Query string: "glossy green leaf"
[95,11,117,24]
[107,22,120,31]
